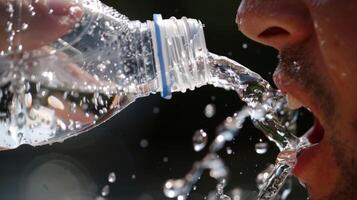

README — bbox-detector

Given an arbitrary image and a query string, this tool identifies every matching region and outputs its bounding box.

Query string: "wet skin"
[237,0,357,199]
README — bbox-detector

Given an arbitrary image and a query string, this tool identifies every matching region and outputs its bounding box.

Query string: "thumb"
[0,0,83,53]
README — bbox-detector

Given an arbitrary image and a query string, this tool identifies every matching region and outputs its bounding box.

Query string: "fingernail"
[44,0,82,16]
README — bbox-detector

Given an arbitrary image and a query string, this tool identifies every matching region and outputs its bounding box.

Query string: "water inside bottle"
[0,0,158,149]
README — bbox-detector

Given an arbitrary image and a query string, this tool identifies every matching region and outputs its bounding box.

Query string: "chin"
[293,137,341,200]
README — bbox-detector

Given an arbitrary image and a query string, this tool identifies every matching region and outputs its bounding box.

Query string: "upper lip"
[273,52,327,150]
[273,54,323,126]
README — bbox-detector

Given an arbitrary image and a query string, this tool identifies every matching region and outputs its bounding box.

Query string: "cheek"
[316,4,357,61]
[308,1,357,101]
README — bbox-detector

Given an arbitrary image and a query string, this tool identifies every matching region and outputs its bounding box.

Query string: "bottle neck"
[147,15,211,99]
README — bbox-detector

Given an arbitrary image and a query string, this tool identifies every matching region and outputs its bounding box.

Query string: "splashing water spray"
[0,0,312,199]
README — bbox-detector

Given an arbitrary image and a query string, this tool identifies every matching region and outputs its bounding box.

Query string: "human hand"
[0,0,83,53]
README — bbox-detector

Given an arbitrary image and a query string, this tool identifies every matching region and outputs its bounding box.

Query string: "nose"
[237,0,313,50]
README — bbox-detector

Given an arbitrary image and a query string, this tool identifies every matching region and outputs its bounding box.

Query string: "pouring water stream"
[163,53,312,200]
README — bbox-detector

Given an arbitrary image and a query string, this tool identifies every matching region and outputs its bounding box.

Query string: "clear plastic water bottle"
[0,2,303,200]
[0,0,297,155]
[0,0,212,149]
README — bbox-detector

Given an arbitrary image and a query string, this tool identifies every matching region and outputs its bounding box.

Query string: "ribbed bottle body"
[0,0,211,149]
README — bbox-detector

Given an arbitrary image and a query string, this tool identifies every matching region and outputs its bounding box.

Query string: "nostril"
[258,26,290,38]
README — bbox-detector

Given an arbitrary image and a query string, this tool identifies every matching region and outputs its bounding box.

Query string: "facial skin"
[237,0,357,199]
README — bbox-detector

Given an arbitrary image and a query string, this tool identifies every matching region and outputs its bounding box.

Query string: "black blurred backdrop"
[0,0,308,199]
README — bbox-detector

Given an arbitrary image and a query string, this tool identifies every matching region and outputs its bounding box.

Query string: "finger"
[0,0,83,53]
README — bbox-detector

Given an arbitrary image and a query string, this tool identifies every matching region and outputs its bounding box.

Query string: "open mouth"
[286,94,325,175]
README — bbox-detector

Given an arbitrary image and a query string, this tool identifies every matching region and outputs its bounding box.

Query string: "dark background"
[0,0,309,199]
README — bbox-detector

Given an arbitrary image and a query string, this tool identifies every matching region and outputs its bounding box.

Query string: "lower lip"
[293,143,321,176]
[293,118,324,176]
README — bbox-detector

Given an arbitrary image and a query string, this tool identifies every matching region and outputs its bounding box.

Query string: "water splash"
[204,103,216,118]
[208,54,310,200]
[256,164,275,191]
[101,184,110,197]
[226,147,233,155]
[163,54,307,200]
[140,139,149,148]
[217,179,231,200]
[96,171,117,199]
[192,129,208,152]
[229,188,258,200]
[255,142,269,155]
[163,108,250,199]
[108,172,116,183]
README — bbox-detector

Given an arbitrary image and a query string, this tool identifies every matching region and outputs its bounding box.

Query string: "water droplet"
[6,21,13,32]
[204,104,216,118]
[256,164,274,190]
[16,112,26,128]
[39,89,49,97]
[108,172,116,183]
[220,195,231,200]
[57,119,67,131]
[140,139,149,148]
[177,195,186,200]
[217,179,227,195]
[192,129,208,152]
[206,155,228,179]
[28,4,34,12]
[255,142,268,154]
[95,196,106,200]
[226,147,233,155]
[6,3,14,13]
[230,188,243,200]
[70,102,77,113]
[21,23,28,31]
[101,185,110,197]
[230,188,258,200]
[242,43,248,49]
[153,107,160,114]
[48,95,65,110]
[124,65,131,73]
[75,121,82,129]
[68,120,75,130]
[27,4,36,16]
[279,177,292,200]
[16,44,23,52]
[163,179,186,198]
[97,63,106,72]
[69,6,81,16]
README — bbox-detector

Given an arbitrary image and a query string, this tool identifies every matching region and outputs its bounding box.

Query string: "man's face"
[237,0,357,199]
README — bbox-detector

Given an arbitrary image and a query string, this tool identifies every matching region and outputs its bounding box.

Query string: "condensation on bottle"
[0,0,211,149]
